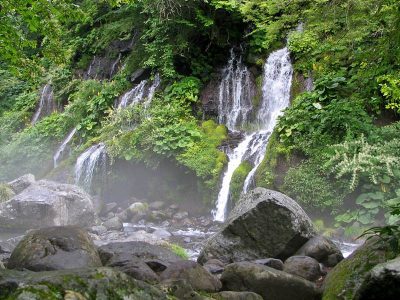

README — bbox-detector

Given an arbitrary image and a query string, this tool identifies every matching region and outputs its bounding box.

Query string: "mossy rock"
[0,267,167,299]
[322,237,398,300]
[230,161,252,203]
[0,184,14,203]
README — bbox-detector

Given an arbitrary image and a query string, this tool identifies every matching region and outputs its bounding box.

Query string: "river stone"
[7,174,35,194]
[129,202,148,215]
[0,180,96,229]
[204,259,225,275]
[221,262,321,300]
[354,256,400,299]
[213,291,264,300]
[8,226,102,271]
[283,256,322,281]
[252,258,284,270]
[103,216,123,231]
[0,267,166,299]
[98,241,182,282]
[160,260,222,292]
[198,188,316,264]
[296,235,343,267]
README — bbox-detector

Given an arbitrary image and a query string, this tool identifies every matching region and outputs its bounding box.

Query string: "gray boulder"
[160,260,222,292]
[98,241,182,282]
[8,174,35,194]
[0,180,96,229]
[355,256,400,300]
[296,236,343,267]
[0,267,166,299]
[198,188,315,264]
[283,256,322,281]
[221,262,321,300]
[8,226,102,271]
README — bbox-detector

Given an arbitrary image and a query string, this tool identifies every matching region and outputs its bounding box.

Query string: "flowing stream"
[214,48,293,222]
[53,128,77,168]
[31,84,56,125]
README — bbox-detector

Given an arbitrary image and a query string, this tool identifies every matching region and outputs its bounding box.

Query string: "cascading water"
[53,128,77,168]
[118,74,161,109]
[75,143,108,192]
[218,49,253,132]
[110,53,122,78]
[213,47,293,222]
[31,84,56,124]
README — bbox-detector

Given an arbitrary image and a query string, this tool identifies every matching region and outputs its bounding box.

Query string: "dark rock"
[8,226,102,271]
[355,256,400,300]
[221,262,321,300]
[103,216,123,231]
[204,259,225,275]
[98,241,182,282]
[253,258,284,271]
[160,260,222,292]
[198,188,315,264]
[8,174,35,194]
[296,236,343,267]
[214,291,263,300]
[323,237,395,300]
[0,267,167,299]
[283,256,322,281]
[0,180,96,229]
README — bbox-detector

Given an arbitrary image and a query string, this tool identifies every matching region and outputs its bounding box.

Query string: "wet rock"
[89,225,107,235]
[129,202,148,215]
[0,180,96,229]
[103,216,123,231]
[253,258,284,271]
[160,260,222,292]
[355,256,400,300]
[213,291,263,300]
[221,262,321,300]
[8,226,102,271]
[198,188,315,264]
[98,241,182,282]
[296,236,343,267]
[8,174,35,194]
[0,267,167,299]
[173,211,189,221]
[283,256,322,281]
[149,201,165,210]
[204,259,225,275]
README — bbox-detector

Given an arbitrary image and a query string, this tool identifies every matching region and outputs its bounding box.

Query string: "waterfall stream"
[53,128,77,168]
[31,84,56,125]
[214,47,293,221]
[75,143,108,192]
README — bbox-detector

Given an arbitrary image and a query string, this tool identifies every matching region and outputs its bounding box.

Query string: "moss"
[322,238,398,300]
[166,243,189,260]
[230,161,252,203]
[0,183,14,203]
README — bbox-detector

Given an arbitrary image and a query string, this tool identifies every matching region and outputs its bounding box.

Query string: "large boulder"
[0,179,96,229]
[283,256,322,281]
[8,226,102,271]
[160,260,222,292]
[98,241,182,282]
[198,188,315,264]
[7,174,35,194]
[322,237,397,300]
[221,262,321,300]
[0,267,166,299]
[354,256,400,299]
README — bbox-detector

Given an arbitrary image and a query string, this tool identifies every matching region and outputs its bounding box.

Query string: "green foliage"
[0,184,15,203]
[378,73,400,113]
[282,161,348,211]
[230,161,252,203]
[167,243,189,260]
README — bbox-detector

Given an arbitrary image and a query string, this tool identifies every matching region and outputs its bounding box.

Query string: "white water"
[110,53,122,78]
[31,84,56,124]
[214,47,293,221]
[218,49,253,132]
[53,128,77,168]
[118,74,161,109]
[75,143,107,192]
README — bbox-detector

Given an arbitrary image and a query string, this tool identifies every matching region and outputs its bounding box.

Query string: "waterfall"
[118,74,161,109]
[213,47,293,221]
[53,128,77,168]
[110,53,122,78]
[75,143,108,192]
[31,84,56,125]
[218,49,253,132]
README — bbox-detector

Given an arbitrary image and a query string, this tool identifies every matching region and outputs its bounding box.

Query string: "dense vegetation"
[0,0,399,235]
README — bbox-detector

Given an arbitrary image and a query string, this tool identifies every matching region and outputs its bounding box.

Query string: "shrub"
[0,184,15,203]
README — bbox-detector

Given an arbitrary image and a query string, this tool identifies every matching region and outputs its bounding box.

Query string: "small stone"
[213,291,263,300]
[129,202,148,215]
[116,209,129,222]
[107,212,115,219]
[103,216,123,231]
[183,237,191,243]
[173,211,189,221]
[152,229,172,239]
[253,258,284,270]
[89,225,107,235]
